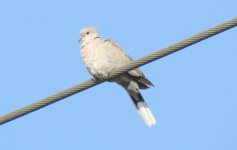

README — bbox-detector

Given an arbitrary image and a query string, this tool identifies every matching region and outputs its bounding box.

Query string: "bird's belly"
[81,42,124,79]
[93,48,115,79]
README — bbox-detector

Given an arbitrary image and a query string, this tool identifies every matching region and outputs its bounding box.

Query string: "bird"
[79,27,156,127]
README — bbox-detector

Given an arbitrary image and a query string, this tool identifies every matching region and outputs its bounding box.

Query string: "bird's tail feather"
[127,91,156,127]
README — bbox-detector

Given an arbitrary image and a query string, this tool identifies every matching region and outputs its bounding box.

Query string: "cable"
[0,17,237,125]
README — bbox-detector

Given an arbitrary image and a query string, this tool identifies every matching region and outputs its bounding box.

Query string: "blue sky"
[0,0,237,150]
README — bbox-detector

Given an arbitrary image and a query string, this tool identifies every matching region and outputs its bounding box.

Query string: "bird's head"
[79,27,100,42]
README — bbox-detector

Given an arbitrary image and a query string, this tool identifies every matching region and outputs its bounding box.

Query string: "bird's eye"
[86,32,90,35]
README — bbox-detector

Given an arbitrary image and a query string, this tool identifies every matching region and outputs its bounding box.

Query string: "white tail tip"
[137,102,156,127]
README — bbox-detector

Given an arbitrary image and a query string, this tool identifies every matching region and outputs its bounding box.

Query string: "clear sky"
[0,0,237,150]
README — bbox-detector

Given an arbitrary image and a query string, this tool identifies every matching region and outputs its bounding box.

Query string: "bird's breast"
[81,41,114,79]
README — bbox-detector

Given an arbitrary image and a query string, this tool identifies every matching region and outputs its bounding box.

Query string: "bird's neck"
[81,36,100,48]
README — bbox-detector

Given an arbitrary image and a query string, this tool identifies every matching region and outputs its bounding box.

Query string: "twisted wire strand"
[110,17,237,77]
[1,17,237,125]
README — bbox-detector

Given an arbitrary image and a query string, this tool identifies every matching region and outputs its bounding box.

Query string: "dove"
[80,27,156,127]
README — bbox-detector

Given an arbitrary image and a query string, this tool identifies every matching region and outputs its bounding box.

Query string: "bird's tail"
[127,90,156,127]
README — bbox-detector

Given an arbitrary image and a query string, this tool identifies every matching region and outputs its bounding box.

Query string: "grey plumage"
[80,27,156,127]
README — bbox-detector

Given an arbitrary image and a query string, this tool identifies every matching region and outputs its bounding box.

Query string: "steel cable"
[1,17,237,125]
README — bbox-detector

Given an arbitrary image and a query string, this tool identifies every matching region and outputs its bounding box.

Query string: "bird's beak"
[78,38,82,43]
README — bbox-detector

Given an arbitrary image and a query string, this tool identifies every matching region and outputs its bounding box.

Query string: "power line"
[1,17,237,125]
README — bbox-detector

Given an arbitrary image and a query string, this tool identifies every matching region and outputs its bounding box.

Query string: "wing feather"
[105,39,154,89]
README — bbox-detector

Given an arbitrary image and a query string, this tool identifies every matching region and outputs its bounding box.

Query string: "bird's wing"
[105,39,154,89]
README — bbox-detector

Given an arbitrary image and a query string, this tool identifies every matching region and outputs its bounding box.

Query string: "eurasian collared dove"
[80,27,156,127]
